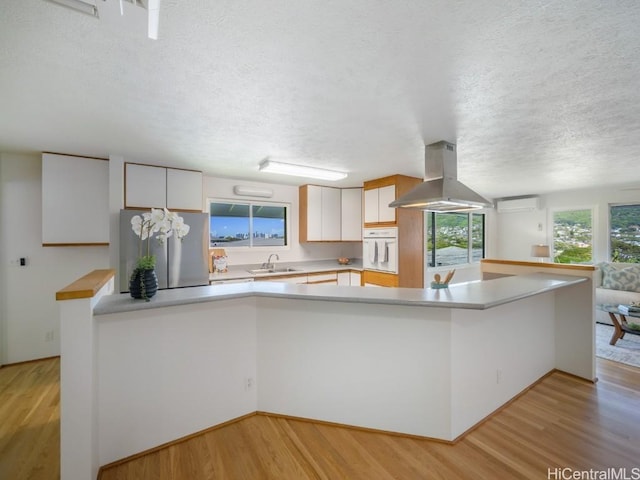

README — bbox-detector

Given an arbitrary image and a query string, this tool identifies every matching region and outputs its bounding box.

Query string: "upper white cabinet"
[340,187,362,241]
[364,184,396,224]
[42,153,109,245]
[125,163,203,211]
[321,186,341,241]
[166,168,203,211]
[299,185,341,242]
[125,163,166,209]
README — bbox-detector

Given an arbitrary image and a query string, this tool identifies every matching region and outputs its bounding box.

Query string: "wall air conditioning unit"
[496,196,540,213]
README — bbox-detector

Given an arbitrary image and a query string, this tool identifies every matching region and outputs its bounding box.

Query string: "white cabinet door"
[305,185,323,241]
[377,185,396,223]
[307,272,338,284]
[364,185,396,224]
[337,272,350,286]
[301,185,342,241]
[166,168,203,211]
[125,163,166,209]
[341,188,362,241]
[321,186,341,241]
[363,188,378,223]
[350,271,362,286]
[42,154,110,245]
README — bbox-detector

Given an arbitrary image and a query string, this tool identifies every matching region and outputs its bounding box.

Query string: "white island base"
[57,270,593,479]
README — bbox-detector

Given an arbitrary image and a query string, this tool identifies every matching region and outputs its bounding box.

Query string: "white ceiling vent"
[496,196,540,213]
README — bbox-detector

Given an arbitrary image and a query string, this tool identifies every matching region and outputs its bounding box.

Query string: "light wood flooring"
[1,357,639,479]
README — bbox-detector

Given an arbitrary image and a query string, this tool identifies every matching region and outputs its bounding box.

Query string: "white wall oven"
[363,227,398,274]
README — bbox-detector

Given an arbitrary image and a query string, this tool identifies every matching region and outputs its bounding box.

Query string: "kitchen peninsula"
[57,267,594,480]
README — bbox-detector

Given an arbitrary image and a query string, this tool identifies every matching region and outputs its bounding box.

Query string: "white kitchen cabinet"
[125,163,166,209]
[377,185,396,222]
[340,188,362,241]
[363,188,378,224]
[321,186,341,240]
[166,168,203,211]
[337,271,361,286]
[125,163,203,211]
[42,153,109,245]
[364,185,396,224]
[299,185,341,242]
[306,272,338,284]
[254,274,308,284]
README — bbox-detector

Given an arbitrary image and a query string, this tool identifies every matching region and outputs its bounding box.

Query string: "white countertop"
[94,272,587,316]
[208,258,363,282]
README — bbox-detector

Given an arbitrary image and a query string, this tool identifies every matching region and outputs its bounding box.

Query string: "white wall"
[0,159,5,366]
[204,176,362,266]
[0,153,109,364]
[495,187,640,262]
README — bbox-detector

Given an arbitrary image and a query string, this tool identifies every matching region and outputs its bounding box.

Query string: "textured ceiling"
[1,0,640,199]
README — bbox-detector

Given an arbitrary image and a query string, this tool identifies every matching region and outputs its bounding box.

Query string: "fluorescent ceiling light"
[45,0,98,17]
[259,159,347,181]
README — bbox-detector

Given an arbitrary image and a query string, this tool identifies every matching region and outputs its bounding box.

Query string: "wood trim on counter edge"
[56,269,115,301]
[481,259,596,271]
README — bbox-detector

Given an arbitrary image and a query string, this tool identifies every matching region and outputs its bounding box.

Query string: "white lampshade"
[531,244,550,259]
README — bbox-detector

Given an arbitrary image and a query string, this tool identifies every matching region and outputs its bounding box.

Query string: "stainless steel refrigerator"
[119,209,209,293]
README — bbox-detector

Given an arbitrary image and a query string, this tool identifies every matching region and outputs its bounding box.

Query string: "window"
[609,204,640,262]
[426,212,485,267]
[209,200,288,248]
[552,209,592,264]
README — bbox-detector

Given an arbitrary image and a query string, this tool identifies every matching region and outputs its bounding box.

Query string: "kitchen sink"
[247,267,301,275]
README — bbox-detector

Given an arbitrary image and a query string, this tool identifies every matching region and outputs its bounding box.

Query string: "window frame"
[425,211,486,269]
[207,198,291,251]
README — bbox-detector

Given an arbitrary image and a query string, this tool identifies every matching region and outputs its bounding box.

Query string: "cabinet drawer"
[306,272,338,284]
[363,270,398,287]
[257,274,308,284]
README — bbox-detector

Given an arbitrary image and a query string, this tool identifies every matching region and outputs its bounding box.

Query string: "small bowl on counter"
[337,257,351,265]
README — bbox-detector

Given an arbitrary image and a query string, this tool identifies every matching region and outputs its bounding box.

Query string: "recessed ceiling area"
[1,1,640,199]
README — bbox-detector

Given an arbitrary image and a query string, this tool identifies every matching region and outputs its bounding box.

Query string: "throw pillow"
[601,263,640,293]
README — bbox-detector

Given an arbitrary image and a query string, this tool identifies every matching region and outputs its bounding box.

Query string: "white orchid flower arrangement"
[131,208,191,270]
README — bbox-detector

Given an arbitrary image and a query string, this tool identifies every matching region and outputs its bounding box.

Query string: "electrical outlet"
[496,369,503,384]
[245,377,254,390]
[45,330,54,342]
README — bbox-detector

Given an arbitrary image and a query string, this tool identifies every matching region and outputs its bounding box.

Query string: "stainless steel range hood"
[389,141,493,212]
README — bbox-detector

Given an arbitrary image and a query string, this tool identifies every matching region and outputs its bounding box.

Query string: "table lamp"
[531,244,550,262]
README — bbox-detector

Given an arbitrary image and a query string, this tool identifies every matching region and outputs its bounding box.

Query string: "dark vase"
[129,267,158,301]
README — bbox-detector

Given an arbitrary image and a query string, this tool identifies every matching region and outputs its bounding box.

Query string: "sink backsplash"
[208,242,362,271]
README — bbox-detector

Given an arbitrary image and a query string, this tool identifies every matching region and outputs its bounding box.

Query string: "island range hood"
[389,141,493,212]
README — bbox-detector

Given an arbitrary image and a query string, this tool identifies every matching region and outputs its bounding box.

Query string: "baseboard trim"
[256,411,454,444]
[0,355,60,369]
[97,411,257,479]
[450,369,558,443]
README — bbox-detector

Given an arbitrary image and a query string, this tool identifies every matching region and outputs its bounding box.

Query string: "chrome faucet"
[262,253,279,270]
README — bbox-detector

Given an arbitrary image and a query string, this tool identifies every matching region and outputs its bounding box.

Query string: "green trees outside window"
[610,204,640,263]
[426,212,485,267]
[552,209,592,264]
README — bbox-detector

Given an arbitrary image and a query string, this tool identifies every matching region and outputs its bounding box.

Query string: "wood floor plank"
[2,357,639,480]
[0,358,60,480]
